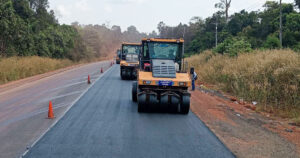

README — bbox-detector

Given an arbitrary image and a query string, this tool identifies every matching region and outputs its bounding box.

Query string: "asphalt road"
[0,61,111,158]
[23,65,234,158]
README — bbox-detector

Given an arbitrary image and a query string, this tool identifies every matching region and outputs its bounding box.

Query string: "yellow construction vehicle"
[116,49,121,64]
[132,38,192,114]
[120,43,141,80]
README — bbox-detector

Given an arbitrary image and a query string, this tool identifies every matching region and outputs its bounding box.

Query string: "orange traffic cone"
[88,75,91,84]
[101,68,103,73]
[48,101,54,119]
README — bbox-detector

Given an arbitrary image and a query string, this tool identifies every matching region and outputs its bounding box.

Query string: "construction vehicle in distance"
[116,49,121,64]
[132,38,192,114]
[120,43,141,80]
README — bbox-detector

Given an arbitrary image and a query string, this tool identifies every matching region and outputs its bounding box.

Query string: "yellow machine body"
[132,38,191,114]
[120,42,141,80]
[120,60,139,67]
[138,71,191,87]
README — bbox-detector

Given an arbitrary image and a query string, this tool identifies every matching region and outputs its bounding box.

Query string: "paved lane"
[23,65,234,158]
[0,61,111,158]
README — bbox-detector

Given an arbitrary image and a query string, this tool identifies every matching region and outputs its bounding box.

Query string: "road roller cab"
[120,43,141,80]
[116,49,121,64]
[132,38,192,114]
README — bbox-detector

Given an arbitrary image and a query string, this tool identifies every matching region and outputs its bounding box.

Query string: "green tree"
[0,0,29,56]
[295,0,300,9]
[214,37,252,56]
[215,0,232,22]
[227,10,258,36]
[264,35,280,49]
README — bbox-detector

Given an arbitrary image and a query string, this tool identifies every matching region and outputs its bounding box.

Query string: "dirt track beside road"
[190,89,300,158]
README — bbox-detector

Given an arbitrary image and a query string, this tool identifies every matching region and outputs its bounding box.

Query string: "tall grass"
[187,50,300,118]
[0,56,74,85]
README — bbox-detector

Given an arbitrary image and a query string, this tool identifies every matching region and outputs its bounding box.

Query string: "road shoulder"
[190,87,300,158]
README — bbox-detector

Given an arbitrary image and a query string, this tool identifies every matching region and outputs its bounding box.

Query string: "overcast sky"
[48,0,294,33]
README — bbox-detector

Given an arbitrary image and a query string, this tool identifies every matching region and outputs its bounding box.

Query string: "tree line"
[0,0,149,61]
[2,0,299,60]
[0,0,81,59]
[156,0,300,56]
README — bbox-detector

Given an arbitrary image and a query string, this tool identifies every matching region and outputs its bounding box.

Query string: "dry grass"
[187,49,300,118]
[291,117,300,126]
[0,56,74,85]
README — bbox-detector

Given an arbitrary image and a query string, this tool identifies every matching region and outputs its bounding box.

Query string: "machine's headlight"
[126,54,131,60]
[133,54,138,61]
[179,82,187,86]
[143,80,152,85]
[126,54,138,61]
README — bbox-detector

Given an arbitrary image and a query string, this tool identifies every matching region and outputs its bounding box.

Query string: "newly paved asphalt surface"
[0,61,111,158]
[23,65,234,158]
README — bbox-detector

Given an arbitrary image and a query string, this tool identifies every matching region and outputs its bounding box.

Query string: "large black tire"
[160,95,168,112]
[180,95,190,114]
[132,81,137,102]
[120,69,125,80]
[149,94,158,111]
[170,96,180,113]
[138,92,146,113]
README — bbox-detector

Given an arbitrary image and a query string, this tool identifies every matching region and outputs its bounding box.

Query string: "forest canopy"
[156,1,300,56]
[0,0,149,61]
[1,0,300,60]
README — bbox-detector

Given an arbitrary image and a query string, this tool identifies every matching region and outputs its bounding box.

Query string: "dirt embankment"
[191,87,300,158]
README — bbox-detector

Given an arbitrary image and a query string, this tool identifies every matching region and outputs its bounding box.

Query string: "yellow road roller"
[120,43,141,80]
[116,49,121,64]
[132,38,192,114]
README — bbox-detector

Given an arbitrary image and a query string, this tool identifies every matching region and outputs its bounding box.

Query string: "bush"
[213,37,252,57]
[292,42,300,53]
[264,35,280,49]
[187,49,300,118]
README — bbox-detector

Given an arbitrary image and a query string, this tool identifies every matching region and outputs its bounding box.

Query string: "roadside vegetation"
[0,0,151,85]
[157,1,300,55]
[186,49,300,118]
[0,56,73,84]
[156,0,300,119]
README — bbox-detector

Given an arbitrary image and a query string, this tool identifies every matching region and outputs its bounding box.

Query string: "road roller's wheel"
[149,94,158,111]
[138,92,146,113]
[170,96,180,113]
[138,101,146,113]
[132,81,137,102]
[129,69,133,80]
[180,95,190,114]
[138,103,143,112]
[120,69,125,80]
[160,95,168,112]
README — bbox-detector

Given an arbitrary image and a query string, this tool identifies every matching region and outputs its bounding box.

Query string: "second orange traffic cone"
[88,75,91,84]
[48,101,54,119]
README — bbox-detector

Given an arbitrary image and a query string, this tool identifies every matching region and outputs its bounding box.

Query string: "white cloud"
[54,5,70,18]
[104,5,113,13]
[121,0,147,3]
[107,0,148,4]
[75,0,90,11]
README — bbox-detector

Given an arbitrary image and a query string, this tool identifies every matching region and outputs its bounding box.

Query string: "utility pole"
[279,0,283,48]
[215,17,218,47]
[182,27,186,72]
